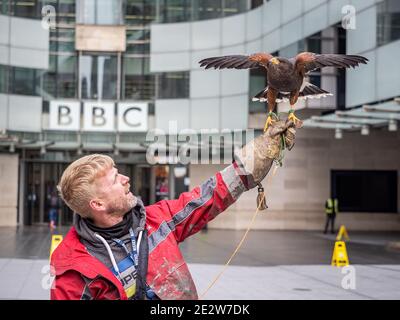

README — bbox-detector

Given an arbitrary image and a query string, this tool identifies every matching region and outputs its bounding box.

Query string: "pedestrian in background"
[324,197,339,234]
[48,190,60,232]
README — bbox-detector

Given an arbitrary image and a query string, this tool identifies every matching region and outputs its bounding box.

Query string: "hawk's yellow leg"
[288,109,301,124]
[263,111,278,132]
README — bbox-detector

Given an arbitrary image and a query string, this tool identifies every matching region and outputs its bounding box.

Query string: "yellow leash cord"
[199,164,280,300]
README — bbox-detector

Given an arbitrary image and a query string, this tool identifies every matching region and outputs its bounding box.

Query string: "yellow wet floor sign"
[336,225,349,241]
[50,235,63,259]
[331,241,349,267]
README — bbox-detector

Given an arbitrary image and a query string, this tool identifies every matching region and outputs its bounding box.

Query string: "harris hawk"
[199,52,368,131]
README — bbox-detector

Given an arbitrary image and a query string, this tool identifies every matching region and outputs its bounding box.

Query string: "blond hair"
[57,154,114,218]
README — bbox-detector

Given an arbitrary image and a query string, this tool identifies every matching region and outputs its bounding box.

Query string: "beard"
[106,193,138,216]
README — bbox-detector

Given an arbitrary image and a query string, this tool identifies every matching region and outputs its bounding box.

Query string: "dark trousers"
[324,214,336,234]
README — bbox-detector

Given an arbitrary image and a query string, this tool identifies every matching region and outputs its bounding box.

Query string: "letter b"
[92,107,106,127]
[58,106,72,125]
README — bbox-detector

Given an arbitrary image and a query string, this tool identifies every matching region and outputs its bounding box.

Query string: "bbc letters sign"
[83,102,114,132]
[49,100,80,131]
[48,101,148,132]
[118,102,148,132]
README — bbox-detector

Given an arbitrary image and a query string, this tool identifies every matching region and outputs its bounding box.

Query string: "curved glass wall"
[77,0,124,25]
[0,0,75,19]
[0,0,253,22]
[1,0,257,103]
[0,65,9,93]
[156,0,249,23]
[377,0,400,46]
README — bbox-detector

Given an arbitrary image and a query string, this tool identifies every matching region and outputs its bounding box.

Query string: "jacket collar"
[50,227,127,299]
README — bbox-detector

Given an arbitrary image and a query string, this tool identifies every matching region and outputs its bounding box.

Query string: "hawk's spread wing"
[199,53,273,70]
[295,52,368,74]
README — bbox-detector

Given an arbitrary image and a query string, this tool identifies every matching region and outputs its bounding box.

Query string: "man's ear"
[89,199,105,212]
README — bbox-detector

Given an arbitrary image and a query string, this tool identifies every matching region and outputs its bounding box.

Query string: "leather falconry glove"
[234,119,301,209]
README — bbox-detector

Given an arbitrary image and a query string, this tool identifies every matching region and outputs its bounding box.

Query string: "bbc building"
[0,0,399,231]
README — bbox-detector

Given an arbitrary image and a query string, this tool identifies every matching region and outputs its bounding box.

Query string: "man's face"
[94,167,137,216]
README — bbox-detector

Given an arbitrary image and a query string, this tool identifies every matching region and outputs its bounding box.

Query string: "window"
[154,0,251,23]
[307,32,321,54]
[11,0,41,18]
[125,0,156,25]
[0,65,8,93]
[126,29,150,54]
[377,0,400,46]
[142,0,157,25]
[192,0,222,21]
[42,54,77,98]
[279,40,306,58]
[77,0,124,25]
[223,0,248,17]
[58,0,76,24]
[159,0,190,23]
[331,170,398,213]
[336,25,346,110]
[123,56,154,100]
[58,55,77,98]
[249,68,267,113]
[79,54,118,100]
[10,67,40,96]
[42,55,57,97]
[126,0,145,25]
[0,0,9,14]
[251,0,263,10]
[157,72,189,99]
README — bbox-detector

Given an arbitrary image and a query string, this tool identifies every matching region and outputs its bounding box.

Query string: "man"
[324,197,339,234]
[50,120,298,300]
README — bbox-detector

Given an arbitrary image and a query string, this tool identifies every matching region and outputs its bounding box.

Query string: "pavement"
[0,226,400,300]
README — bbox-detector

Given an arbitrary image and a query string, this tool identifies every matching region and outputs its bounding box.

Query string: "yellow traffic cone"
[49,234,63,260]
[331,241,349,267]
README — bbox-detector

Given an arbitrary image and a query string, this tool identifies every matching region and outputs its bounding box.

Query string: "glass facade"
[0,0,252,22]
[80,54,118,100]
[0,0,9,14]
[249,68,267,114]
[157,0,249,23]
[125,0,157,25]
[41,0,77,99]
[77,0,124,25]
[0,0,256,102]
[377,0,400,46]
[157,72,189,99]
[123,56,155,100]
[8,0,42,18]
[9,67,41,96]
[0,65,8,93]
[123,0,155,101]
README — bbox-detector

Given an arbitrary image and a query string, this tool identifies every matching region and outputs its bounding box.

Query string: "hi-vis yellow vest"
[326,198,338,214]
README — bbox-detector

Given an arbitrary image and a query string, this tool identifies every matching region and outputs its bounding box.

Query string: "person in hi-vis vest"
[324,197,338,234]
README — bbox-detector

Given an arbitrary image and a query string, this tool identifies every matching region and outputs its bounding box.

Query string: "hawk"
[199,52,368,131]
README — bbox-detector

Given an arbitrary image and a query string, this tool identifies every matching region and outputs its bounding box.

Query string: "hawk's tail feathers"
[251,83,333,103]
[252,87,269,102]
[299,82,333,100]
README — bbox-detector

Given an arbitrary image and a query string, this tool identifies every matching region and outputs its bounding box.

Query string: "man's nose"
[121,175,130,184]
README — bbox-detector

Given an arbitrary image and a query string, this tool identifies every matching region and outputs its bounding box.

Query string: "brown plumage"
[199,52,368,130]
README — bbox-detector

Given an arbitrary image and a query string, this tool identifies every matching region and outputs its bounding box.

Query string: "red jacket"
[50,163,247,300]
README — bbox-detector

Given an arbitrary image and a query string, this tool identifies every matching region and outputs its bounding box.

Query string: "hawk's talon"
[263,112,277,132]
[288,109,301,124]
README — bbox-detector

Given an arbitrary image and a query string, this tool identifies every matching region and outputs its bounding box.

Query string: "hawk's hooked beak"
[270,57,280,65]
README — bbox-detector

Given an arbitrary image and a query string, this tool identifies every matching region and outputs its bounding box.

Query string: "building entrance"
[23,161,152,226]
